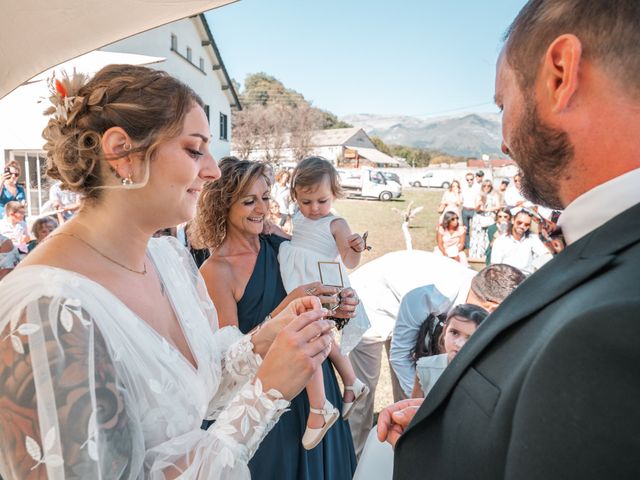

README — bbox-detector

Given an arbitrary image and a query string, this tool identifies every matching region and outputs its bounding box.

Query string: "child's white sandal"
[341,378,370,420]
[302,400,339,450]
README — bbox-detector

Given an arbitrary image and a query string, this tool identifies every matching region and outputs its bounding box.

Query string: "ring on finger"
[305,287,317,296]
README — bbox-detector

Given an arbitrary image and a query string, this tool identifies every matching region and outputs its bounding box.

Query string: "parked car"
[410,170,453,188]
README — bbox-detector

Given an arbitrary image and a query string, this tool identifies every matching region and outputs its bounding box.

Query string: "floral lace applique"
[223,333,262,379]
[212,378,289,468]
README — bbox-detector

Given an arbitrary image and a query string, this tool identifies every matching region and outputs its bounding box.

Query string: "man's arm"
[390,286,449,397]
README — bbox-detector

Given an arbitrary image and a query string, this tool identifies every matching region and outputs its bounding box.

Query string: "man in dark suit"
[377,1,640,478]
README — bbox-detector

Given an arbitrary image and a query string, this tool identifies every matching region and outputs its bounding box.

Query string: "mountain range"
[341,112,504,157]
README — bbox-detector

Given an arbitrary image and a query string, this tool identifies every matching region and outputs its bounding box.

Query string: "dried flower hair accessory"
[44,70,89,125]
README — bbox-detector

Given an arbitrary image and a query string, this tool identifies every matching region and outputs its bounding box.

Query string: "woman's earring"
[123,143,132,152]
[122,173,133,185]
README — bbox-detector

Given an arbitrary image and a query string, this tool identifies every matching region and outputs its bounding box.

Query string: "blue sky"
[205,0,528,118]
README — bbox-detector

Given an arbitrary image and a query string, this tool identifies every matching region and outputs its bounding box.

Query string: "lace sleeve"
[0,294,290,480]
[0,297,141,479]
[205,326,264,420]
[146,379,289,479]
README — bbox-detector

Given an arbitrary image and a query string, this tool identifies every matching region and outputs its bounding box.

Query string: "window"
[204,105,210,123]
[186,47,192,62]
[170,34,177,51]
[219,113,228,141]
[199,57,205,71]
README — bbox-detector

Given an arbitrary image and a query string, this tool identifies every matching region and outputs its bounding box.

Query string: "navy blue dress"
[238,234,356,480]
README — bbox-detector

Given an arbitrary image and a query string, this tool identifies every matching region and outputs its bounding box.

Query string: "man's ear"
[540,34,583,113]
[101,126,133,177]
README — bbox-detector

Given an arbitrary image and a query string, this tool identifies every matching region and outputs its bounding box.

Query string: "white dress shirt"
[389,268,474,397]
[504,185,526,208]
[558,168,640,246]
[490,232,551,275]
[461,183,480,209]
[349,250,474,342]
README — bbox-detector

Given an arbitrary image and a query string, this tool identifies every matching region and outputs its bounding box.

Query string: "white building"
[236,127,399,168]
[0,14,239,216]
[102,14,240,162]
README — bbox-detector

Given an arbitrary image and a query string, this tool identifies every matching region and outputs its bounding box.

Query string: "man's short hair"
[470,264,526,304]
[505,0,640,99]
[475,170,485,178]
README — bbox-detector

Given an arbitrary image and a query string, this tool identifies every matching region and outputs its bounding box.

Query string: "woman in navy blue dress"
[195,158,357,479]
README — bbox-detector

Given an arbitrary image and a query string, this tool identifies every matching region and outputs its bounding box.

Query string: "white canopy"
[0,51,166,152]
[1,0,236,99]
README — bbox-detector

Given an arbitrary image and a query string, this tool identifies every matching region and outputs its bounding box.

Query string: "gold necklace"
[52,232,147,275]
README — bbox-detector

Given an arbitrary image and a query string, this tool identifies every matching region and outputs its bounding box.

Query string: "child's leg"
[328,343,357,402]
[306,368,328,428]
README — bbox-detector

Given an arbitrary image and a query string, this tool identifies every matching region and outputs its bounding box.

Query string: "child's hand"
[347,233,366,253]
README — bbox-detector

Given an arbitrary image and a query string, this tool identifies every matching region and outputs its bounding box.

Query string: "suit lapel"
[404,201,640,433]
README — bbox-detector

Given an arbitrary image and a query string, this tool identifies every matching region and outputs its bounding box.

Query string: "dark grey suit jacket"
[394,202,640,479]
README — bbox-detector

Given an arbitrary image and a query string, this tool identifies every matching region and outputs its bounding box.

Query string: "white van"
[338,168,402,201]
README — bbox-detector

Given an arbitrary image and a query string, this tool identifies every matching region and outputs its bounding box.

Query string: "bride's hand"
[256,296,335,400]
[251,293,330,357]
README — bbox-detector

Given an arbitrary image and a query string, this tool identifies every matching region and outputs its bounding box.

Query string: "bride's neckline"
[14,248,200,373]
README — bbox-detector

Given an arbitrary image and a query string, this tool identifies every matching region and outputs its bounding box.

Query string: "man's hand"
[377,398,424,448]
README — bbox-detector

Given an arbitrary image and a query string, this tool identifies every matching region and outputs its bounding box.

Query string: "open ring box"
[318,261,349,331]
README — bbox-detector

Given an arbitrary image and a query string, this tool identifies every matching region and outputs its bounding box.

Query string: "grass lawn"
[334,187,443,415]
[335,187,443,264]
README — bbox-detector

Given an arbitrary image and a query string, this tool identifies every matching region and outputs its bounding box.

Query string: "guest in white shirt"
[347,251,469,457]
[461,172,480,248]
[389,263,525,398]
[504,173,527,212]
[491,209,552,275]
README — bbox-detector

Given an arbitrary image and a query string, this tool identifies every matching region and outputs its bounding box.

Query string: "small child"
[278,156,370,450]
[411,304,488,398]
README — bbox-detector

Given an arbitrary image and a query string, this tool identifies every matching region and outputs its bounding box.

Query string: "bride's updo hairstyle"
[42,64,203,200]
[193,157,271,250]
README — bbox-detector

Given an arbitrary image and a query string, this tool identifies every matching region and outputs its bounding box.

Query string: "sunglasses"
[497,214,510,219]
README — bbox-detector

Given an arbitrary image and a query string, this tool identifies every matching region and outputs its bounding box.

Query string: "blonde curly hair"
[192,157,271,249]
[42,64,203,201]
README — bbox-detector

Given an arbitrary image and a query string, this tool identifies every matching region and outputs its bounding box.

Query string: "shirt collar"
[453,272,473,307]
[558,168,640,246]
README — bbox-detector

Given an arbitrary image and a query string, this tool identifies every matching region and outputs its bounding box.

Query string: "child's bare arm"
[331,217,364,269]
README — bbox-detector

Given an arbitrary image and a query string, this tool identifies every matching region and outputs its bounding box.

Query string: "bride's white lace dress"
[0,237,289,479]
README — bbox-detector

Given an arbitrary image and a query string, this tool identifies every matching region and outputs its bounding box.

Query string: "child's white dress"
[278,212,370,354]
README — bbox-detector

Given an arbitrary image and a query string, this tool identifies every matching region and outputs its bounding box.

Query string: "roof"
[349,146,400,165]
[310,128,363,146]
[467,158,516,168]
[198,13,242,110]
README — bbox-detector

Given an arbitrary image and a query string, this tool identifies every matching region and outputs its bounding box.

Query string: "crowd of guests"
[0,159,80,280]
[435,170,562,275]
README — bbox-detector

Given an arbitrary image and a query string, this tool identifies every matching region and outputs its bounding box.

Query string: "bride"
[0,65,335,479]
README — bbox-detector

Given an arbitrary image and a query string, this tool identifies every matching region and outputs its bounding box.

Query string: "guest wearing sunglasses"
[0,161,26,219]
[485,208,512,265]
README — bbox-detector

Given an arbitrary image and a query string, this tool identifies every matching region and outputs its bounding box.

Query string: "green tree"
[371,136,392,155]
